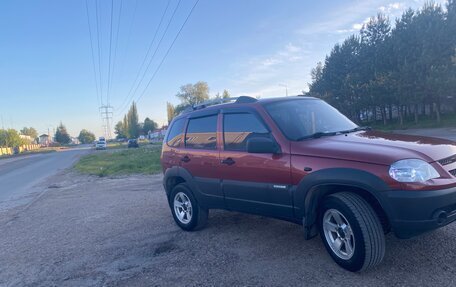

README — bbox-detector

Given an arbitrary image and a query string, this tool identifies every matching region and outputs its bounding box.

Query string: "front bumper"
[383,186,456,239]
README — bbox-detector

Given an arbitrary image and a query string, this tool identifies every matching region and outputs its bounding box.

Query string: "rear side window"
[185,115,217,150]
[166,118,185,147]
[223,113,269,151]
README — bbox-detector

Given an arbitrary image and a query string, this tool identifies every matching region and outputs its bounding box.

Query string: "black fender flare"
[163,166,206,207]
[293,168,392,238]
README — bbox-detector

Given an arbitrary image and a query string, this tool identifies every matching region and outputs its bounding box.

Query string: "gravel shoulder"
[1,170,456,287]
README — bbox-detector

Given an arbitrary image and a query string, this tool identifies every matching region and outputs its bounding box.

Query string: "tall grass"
[74,146,162,177]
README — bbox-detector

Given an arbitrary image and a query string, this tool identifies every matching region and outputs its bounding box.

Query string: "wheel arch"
[163,166,204,205]
[294,168,392,239]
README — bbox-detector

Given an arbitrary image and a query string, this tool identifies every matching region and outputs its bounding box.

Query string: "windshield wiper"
[296,126,371,141]
[338,126,371,134]
[296,131,338,141]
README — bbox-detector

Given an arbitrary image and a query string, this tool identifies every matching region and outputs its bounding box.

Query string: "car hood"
[290,130,456,165]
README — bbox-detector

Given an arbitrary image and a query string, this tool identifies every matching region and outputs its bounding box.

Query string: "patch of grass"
[74,146,162,177]
[369,113,456,131]
[106,142,125,149]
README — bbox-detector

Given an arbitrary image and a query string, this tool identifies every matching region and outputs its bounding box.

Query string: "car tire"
[169,183,208,231]
[318,192,385,272]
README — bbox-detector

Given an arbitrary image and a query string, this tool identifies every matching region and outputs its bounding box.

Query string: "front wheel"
[318,192,385,272]
[169,183,208,231]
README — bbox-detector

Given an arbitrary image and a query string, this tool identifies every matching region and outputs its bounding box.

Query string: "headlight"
[389,159,440,183]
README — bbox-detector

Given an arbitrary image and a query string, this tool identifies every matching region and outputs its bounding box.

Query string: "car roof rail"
[179,96,258,115]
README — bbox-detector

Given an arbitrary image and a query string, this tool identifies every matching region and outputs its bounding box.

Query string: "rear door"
[218,110,293,218]
[178,113,224,208]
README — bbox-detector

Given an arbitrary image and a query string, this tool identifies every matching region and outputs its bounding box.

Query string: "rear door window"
[185,115,218,150]
[166,118,186,147]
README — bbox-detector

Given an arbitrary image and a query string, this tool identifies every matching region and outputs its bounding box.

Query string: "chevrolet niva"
[160,96,456,272]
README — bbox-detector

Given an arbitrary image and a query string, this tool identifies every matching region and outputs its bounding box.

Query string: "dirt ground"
[1,169,456,287]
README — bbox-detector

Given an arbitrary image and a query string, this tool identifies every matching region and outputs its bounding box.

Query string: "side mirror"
[246,137,280,154]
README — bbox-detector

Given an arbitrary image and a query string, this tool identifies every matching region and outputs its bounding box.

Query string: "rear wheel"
[169,183,208,231]
[318,192,385,272]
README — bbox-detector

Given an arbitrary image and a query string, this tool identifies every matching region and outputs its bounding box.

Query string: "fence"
[0,144,40,156]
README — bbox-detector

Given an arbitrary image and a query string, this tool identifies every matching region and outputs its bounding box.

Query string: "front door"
[218,111,293,218]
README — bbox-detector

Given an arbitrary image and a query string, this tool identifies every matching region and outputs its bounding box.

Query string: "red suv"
[161,96,456,272]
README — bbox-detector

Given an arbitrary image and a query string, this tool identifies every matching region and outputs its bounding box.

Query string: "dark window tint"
[223,113,269,151]
[166,118,185,147]
[185,115,217,149]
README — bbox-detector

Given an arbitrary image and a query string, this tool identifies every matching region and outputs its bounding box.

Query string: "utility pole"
[1,115,4,130]
[279,83,288,97]
[99,105,113,139]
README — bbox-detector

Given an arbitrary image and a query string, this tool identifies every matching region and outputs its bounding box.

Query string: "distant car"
[127,139,139,148]
[95,140,107,150]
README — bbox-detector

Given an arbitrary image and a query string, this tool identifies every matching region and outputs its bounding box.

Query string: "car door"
[178,112,224,208]
[219,110,293,218]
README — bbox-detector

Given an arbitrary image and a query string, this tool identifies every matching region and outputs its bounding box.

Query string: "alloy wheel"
[323,209,355,260]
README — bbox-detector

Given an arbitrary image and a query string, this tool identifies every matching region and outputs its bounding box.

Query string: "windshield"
[264,99,357,141]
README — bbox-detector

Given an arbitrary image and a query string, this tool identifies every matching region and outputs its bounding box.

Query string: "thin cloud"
[229,42,310,98]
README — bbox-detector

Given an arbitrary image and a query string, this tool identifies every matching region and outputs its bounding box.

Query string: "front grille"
[438,154,456,166]
[450,169,456,177]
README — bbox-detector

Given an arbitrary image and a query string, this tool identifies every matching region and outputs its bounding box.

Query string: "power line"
[85,0,101,107]
[109,0,123,104]
[116,0,172,113]
[135,0,200,103]
[106,0,114,106]
[124,0,182,110]
[117,0,138,86]
[95,0,104,105]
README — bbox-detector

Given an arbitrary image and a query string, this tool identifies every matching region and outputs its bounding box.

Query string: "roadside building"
[148,126,167,142]
[39,134,50,146]
[71,137,80,145]
[19,134,35,144]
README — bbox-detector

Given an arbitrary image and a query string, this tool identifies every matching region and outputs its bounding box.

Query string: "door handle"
[221,157,235,165]
[181,156,191,163]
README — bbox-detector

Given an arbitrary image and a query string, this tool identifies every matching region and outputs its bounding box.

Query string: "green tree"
[176,81,210,106]
[222,89,230,99]
[167,102,175,124]
[114,121,126,139]
[78,129,96,144]
[0,129,26,147]
[122,115,129,138]
[20,127,38,139]
[308,1,456,126]
[360,13,393,125]
[142,117,157,134]
[127,102,140,138]
[55,123,71,144]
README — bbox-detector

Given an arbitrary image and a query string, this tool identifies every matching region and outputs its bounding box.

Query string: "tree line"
[167,81,231,123]
[114,101,158,139]
[307,1,456,126]
[0,124,100,147]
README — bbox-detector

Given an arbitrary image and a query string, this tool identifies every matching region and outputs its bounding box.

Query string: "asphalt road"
[0,147,89,211]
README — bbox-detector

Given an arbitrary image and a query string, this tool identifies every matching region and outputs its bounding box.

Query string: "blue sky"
[0,0,447,137]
